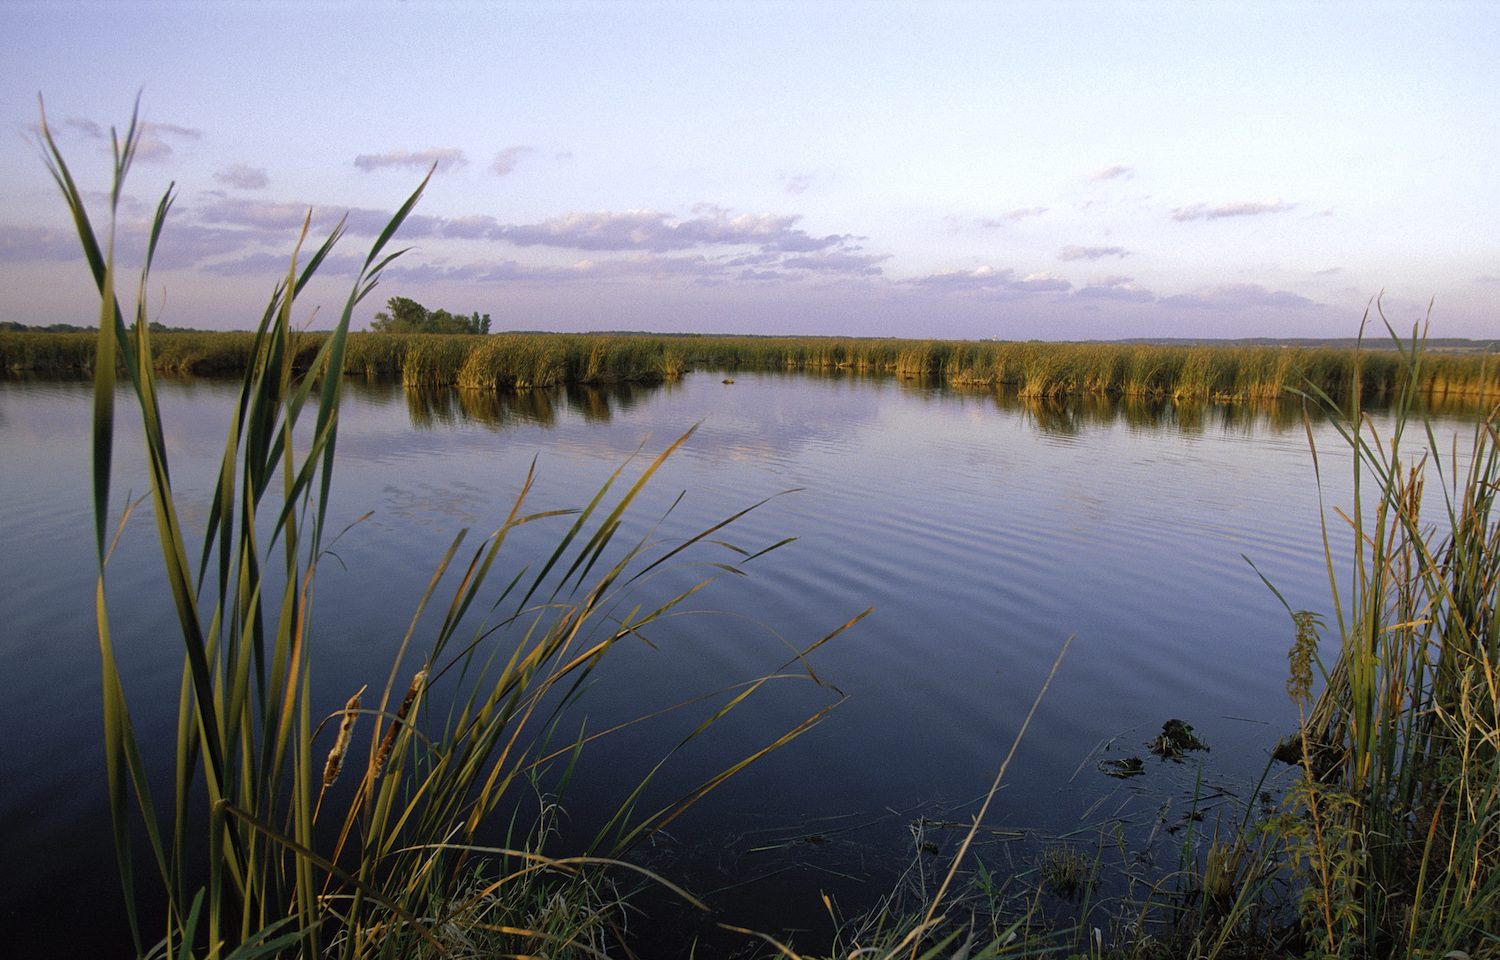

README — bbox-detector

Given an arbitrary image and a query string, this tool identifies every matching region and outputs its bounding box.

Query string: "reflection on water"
[399,381,667,430]
[0,369,1489,957]
[383,370,1477,440]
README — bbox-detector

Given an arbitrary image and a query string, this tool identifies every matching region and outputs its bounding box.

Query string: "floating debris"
[722,378,735,384]
[1098,756,1146,778]
[1150,719,1209,760]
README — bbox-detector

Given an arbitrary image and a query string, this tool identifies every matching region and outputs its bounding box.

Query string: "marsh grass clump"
[1040,846,1091,901]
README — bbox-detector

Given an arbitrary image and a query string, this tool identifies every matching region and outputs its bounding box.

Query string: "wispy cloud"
[1088,164,1135,181]
[353,148,467,173]
[64,117,103,139]
[496,208,851,254]
[1160,283,1317,310]
[977,206,1048,228]
[47,116,200,163]
[781,251,888,275]
[214,165,269,190]
[1006,205,1048,221]
[1058,244,1130,261]
[1171,198,1296,221]
[782,173,817,195]
[133,122,203,162]
[491,146,534,176]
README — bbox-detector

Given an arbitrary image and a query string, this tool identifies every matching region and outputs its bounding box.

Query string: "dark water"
[0,371,1476,955]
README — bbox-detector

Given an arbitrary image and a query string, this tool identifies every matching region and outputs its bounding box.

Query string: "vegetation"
[53,107,855,959]
[36,100,1500,959]
[368,296,491,335]
[766,321,1500,960]
[6,328,1496,402]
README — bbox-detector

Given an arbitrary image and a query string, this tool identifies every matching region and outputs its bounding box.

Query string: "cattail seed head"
[372,668,428,780]
[321,686,365,789]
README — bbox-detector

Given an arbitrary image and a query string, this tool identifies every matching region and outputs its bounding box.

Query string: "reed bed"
[671,336,1499,401]
[54,108,854,960]
[7,329,1495,402]
[1268,319,1500,959]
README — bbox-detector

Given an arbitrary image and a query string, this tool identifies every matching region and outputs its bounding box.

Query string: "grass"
[1266,314,1500,959]
[50,104,860,960]
[7,330,1497,404]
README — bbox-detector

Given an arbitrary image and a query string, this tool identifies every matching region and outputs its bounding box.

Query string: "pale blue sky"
[2,0,1496,339]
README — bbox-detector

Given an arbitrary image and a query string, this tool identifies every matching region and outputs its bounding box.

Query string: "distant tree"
[369,297,490,334]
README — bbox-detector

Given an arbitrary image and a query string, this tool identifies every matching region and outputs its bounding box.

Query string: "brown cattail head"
[372,668,428,780]
[321,685,365,789]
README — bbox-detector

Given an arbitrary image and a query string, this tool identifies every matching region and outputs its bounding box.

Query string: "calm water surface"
[0,371,1469,954]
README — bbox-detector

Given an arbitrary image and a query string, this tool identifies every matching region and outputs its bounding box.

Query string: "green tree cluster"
[369,296,491,334]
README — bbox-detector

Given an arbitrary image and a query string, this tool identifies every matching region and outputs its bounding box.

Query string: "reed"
[8,328,1496,404]
[1268,315,1500,958]
[53,106,853,960]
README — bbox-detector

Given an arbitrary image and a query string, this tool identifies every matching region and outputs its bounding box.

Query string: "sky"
[2,0,1497,340]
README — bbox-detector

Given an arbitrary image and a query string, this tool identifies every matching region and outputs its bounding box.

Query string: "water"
[0,371,1475,954]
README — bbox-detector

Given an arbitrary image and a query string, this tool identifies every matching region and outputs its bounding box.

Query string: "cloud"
[495,208,850,254]
[1058,244,1130,261]
[1006,206,1048,221]
[353,148,467,173]
[64,117,104,139]
[114,121,204,163]
[1476,274,1500,285]
[1160,283,1318,310]
[1076,275,1155,302]
[0,225,88,263]
[782,173,816,195]
[1171,198,1297,221]
[52,117,200,162]
[200,251,365,277]
[1088,164,1134,181]
[907,265,1071,296]
[196,197,361,232]
[441,215,502,239]
[781,251,889,275]
[976,206,1048,228]
[214,165,269,190]
[491,146,534,176]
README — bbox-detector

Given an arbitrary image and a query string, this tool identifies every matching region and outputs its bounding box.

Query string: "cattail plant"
[53,102,854,960]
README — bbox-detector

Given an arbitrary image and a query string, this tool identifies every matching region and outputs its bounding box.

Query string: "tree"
[369,297,491,334]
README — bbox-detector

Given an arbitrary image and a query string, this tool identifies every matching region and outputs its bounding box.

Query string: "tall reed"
[52,105,854,960]
[1274,314,1499,958]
